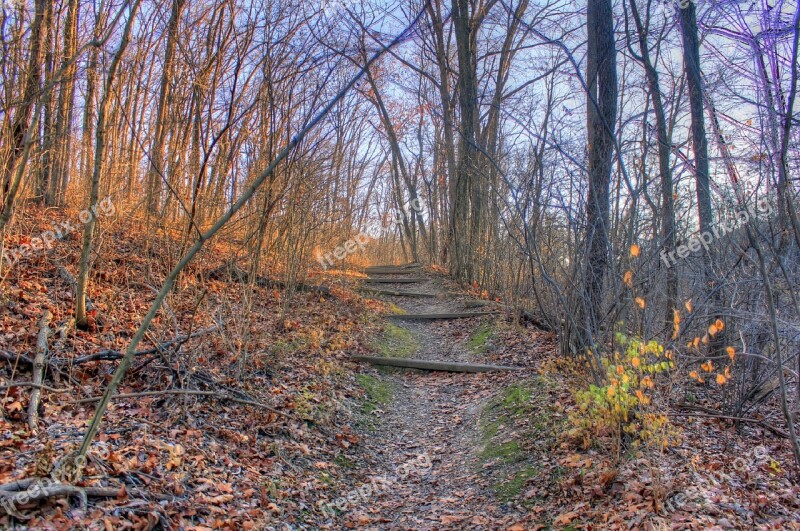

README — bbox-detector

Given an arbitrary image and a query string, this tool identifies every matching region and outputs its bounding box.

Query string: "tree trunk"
[583,0,618,348]
[76,1,141,329]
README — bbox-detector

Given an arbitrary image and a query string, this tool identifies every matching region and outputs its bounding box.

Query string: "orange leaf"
[672,309,681,339]
[635,297,646,309]
[716,374,726,385]
[623,270,633,287]
[630,244,640,257]
[726,346,736,360]
[631,357,641,368]
[708,324,718,337]
[715,319,725,331]
[685,299,693,313]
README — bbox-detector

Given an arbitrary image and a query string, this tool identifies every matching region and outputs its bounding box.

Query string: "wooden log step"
[364,269,421,275]
[465,300,496,308]
[364,277,428,284]
[359,288,438,298]
[387,311,497,320]
[367,263,420,269]
[365,265,421,273]
[351,356,518,373]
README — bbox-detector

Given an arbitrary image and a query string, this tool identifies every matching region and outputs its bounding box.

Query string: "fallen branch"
[67,326,218,365]
[0,381,69,393]
[0,482,122,515]
[0,351,34,367]
[671,404,790,438]
[72,388,290,418]
[28,311,52,434]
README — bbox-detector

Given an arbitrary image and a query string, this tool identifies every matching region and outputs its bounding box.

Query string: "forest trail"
[332,270,531,530]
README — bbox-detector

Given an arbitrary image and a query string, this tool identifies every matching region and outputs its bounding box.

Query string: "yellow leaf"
[623,270,633,287]
[716,374,726,385]
[630,244,640,257]
[635,297,646,309]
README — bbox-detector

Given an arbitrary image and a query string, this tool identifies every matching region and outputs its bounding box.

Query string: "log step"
[465,300,496,308]
[364,269,421,275]
[366,263,420,270]
[387,311,497,320]
[364,277,428,284]
[351,356,518,373]
[360,289,438,298]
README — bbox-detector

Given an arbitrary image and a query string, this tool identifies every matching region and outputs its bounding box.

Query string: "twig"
[28,311,52,434]
[0,382,69,393]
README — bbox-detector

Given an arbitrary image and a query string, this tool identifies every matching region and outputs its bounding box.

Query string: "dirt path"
[341,274,528,530]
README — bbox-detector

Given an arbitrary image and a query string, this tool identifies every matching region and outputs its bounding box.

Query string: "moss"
[478,377,564,506]
[374,323,418,359]
[493,465,539,501]
[467,322,493,353]
[356,373,392,414]
[386,302,407,315]
[481,440,524,463]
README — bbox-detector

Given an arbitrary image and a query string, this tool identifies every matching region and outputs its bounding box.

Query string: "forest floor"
[1,208,799,529]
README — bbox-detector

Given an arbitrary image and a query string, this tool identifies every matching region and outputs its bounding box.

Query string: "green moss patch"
[356,374,392,415]
[374,323,418,359]
[467,322,494,353]
[478,377,564,506]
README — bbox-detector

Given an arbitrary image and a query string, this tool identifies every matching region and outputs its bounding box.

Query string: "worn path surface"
[340,272,531,530]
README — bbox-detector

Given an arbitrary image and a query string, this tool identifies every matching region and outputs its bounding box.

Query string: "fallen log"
[388,312,497,320]
[364,277,428,284]
[351,356,518,373]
